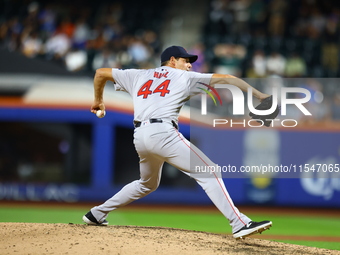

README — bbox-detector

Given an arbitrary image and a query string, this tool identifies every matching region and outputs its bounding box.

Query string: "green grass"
[245,214,340,237]
[0,205,339,251]
[277,240,340,251]
[0,206,85,224]
[0,206,230,232]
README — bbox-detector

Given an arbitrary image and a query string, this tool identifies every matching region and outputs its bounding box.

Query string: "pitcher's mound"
[0,223,337,255]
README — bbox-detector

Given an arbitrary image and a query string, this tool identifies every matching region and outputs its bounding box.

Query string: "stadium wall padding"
[0,108,339,207]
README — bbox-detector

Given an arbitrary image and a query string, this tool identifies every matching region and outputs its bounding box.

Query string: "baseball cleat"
[233,221,272,239]
[82,211,108,226]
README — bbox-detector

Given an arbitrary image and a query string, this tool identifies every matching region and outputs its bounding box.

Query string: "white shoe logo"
[246,222,252,228]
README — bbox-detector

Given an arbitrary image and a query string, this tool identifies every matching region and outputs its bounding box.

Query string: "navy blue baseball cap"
[161,46,198,63]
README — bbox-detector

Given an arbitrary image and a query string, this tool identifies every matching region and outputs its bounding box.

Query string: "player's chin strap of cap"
[134,118,178,130]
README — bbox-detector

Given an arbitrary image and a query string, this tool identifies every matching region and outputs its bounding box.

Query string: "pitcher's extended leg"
[91,155,164,222]
[165,129,251,232]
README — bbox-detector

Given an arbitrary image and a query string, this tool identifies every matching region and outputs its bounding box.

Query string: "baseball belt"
[134,119,178,129]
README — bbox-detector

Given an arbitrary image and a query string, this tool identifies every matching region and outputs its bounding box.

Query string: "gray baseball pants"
[91,120,251,232]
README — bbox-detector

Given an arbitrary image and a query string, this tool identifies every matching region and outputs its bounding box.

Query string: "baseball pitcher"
[83,46,277,239]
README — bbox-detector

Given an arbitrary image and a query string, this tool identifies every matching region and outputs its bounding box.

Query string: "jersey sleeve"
[187,72,213,97]
[111,68,142,94]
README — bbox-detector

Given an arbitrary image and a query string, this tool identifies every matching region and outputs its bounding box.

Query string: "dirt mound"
[0,223,338,255]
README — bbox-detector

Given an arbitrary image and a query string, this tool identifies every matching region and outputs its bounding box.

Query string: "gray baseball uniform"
[90,66,251,232]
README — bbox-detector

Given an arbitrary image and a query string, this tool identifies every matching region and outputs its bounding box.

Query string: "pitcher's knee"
[138,180,159,195]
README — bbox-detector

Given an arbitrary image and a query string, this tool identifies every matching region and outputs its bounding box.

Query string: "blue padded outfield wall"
[0,107,339,207]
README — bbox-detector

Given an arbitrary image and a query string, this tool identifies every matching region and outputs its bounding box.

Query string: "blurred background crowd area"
[0,0,340,122]
[1,0,339,77]
[0,0,166,72]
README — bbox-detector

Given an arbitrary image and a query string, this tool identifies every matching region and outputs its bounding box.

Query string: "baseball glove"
[249,96,280,127]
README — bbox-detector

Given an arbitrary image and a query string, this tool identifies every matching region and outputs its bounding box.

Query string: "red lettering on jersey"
[138,80,171,99]
[154,80,170,97]
[137,80,153,99]
[153,71,169,79]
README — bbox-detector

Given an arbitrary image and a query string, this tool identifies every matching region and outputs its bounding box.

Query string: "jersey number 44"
[137,80,171,99]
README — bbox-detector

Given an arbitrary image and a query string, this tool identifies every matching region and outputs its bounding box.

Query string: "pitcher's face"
[174,57,192,71]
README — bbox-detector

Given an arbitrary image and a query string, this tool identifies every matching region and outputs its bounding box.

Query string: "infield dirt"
[1,223,339,255]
